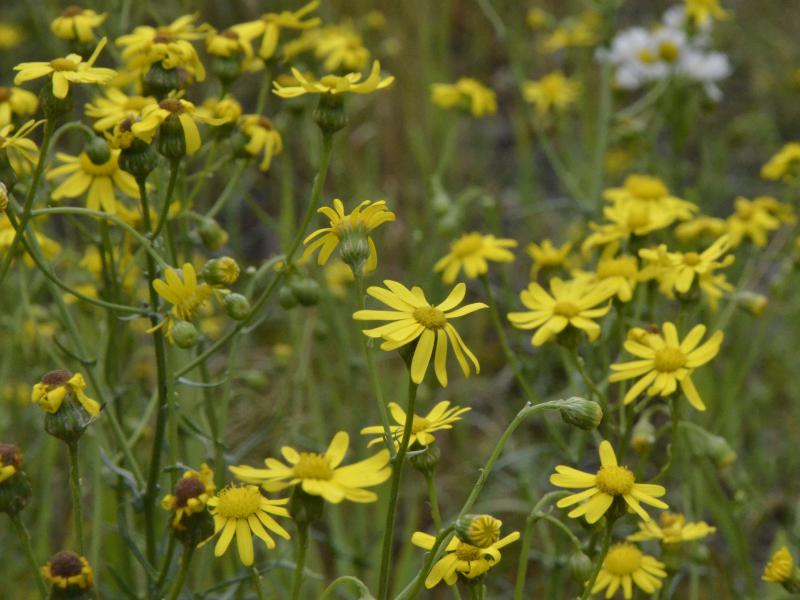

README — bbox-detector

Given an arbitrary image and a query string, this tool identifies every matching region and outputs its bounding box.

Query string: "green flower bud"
[278,285,299,310]
[290,278,321,307]
[172,320,199,349]
[211,55,242,88]
[84,136,111,165]
[201,257,240,286]
[157,112,188,160]
[558,396,603,431]
[289,487,324,526]
[143,63,185,99]
[313,93,348,134]
[119,135,160,180]
[736,291,768,317]
[39,80,74,119]
[223,293,250,320]
[568,550,593,583]
[173,509,215,547]
[409,444,440,475]
[198,219,229,251]
[338,228,371,274]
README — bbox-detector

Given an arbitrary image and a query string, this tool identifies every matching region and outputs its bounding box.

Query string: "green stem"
[589,61,612,208]
[290,524,310,600]
[152,158,181,240]
[562,347,604,406]
[394,525,456,600]
[67,441,85,554]
[166,546,193,600]
[425,472,443,531]
[252,567,267,600]
[155,535,176,593]
[206,160,247,218]
[654,397,680,482]
[378,379,419,600]
[579,519,614,600]
[9,514,48,599]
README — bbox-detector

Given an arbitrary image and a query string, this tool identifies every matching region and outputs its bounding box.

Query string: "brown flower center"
[0,443,22,469]
[0,87,11,102]
[62,5,84,17]
[159,98,183,113]
[653,347,686,372]
[174,476,206,507]
[49,551,84,578]
[42,369,73,386]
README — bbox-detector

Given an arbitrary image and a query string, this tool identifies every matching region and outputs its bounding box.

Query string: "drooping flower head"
[42,551,94,591]
[761,142,800,183]
[232,1,321,60]
[31,370,100,417]
[161,463,216,528]
[434,232,517,284]
[628,511,715,545]
[237,115,283,172]
[0,443,22,484]
[132,97,226,157]
[592,542,666,599]
[85,88,157,132]
[0,119,42,176]
[431,78,497,117]
[361,400,470,449]
[51,6,107,42]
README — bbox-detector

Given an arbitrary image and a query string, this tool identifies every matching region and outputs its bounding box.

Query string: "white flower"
[678,49,731,100]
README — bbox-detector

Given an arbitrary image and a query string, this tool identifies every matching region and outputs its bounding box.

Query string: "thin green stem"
[290,524,310,600]
[206,160,247,218]
[579,519,614,600]
[654,397,681,482]
[589,61,612,208]
[562,347,604,406]
[67,441,85,554]
[9,514,48,599]
[394,525,456,600]
[155,535,177,593]
[152,158,181,240]
[425,472,443,532]
[166,546,193,600]
[252,567,267,600]
[378,379,419,600]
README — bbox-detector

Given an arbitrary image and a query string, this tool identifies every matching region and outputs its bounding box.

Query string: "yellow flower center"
[653,347,686,372]
[292,452,334,480]
[682,252,702,266]
[215,486,262,519]
[659,41,680,63]
[78,152,118,176]
[637,49,657,64]
[626,176,667,200]
[736,203,754,219]
[627,207,651,230]
[411,415,431,434]
[455,542,483,561]
[595,465,635,495]
[553,301,580,318]
[50,58,78,72]
[413,306,447,329]
[597,257,637,279]
[320,75,341,88]
[450,233,484,258]
[603,543,643,575]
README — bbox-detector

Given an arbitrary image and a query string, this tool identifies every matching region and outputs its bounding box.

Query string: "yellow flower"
[572,243,638,302]
[151,263,213,334]
[132,98,224,155]
[603,175,698,221]
[1,214,61,266]
[411,522,520,588]
[609,322,723,410]
[434,232,517,283]
[42,552,94,590]
[763,546,795,583]
[527,239,573,275]
[522,72,581,115]
[46,149,140,213]
[85,88,156,131]
[754,195,795,224]
[273,60,394,97]
[726,196,780,247]
[526,8,552,30]
[206,28,258,65]
[0,23,25,49]
[232,1,321,61]
[14,37,116,99]
[550,440,668,523]
[685,0,729,27]
[674,214,728,242]
[51,6,107,42]
[431,78,497,117]
[312,23,370,72]
[628,511,715,544]
[761,142,800,182]
[0,119,42,175]
[361,400,470,449]
[324,260,354,298]
[540,11,599,53]
[592,542,666,599]
[0,86,38,127]
[508,278,615,346]
[205,485,290,566]
[0,443,21,483]
[353,281,487,386]
[31,370,100,417]
[303,199,395,273]
[582,200,681,254]
[230,431,391,504]
[238,115,283,171]
[196,96,243,125]
[161,463,216,528]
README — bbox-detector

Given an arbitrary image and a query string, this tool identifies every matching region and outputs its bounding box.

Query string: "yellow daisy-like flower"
[161,463,216,528]
[763,546,795,583]
[550,440,668,523]
[0,443,21,483]
[572,243,638,303]
[353,281,487,386]
[42,552,94,591]
[508,278,615,346]
[50,6,107,42]
[603,175,698,221]
[0,86,38,127]
[206,28,257,64]
[761,142,800,182]
[13,37,116,99]
[434,232,517,284]
[31,369,101,417]
[273,60,394,98]
[639,235,734,297]
[232,1,321,61]
[238,115,283,171]
[205,485,291,566]
[685,0,729,27]
[360,400,470,449]
[592,542,666,599]
[46,149,140,213]
[726,196,780,247]
[411,522,520,588]
[230,431,391,504]
[303,199,395,273]
[132,97,225,156]
[0,23,25,49]
[522,71,581,115]
[609,322,723,410]
[431,78,497,117]
[311,23,370,72]
[527,239,573,276]
[151,263,213,331]
[197,96,243,125]
[628,511,715,544]
[85,88,156,131]
[674,214,728,242]
[582,200,682,254]
[0,119,42,175]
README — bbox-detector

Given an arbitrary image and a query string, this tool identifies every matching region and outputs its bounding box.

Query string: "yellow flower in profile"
[527,239,573,275]
[206,485,290,566]
[431,78,497,117]
[610,322,723,410]
[592,542,666,599]
[197,96,243,125]
[763,546,795,583]
[628,512,715,544]
[206,28,257,63]
[411,516,519,588]
[603,175,698,221]
[0,119,42,175]
[151,263,213,332]
[51,6,107,42]
[361,400,470,449]
[132,98,225,155]
[434,232,517,284]
[726,196,780,247]
[353,281,487,386]
[303,199,395,273]
[31,370,101,417]
[232,1,321,60]
[572,243,638,302]
[674,214,728,242]
[85,88,156,131]
[42,552,94,591]
[230,431,391,503]
[685,0,729,27]
[0,86,38,127]
[522,72,581,115]
[508,278,615,346]
[161,463,216,528]
[47,149,140,213]
[14,38,116,99]
[550,440,668,523]
[0,443,21,483]
[273,60,394,97]
[238,115,283,171]
[762,142,800,182]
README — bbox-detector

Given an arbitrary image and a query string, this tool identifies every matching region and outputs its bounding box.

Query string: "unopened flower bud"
[199,218,229,251]
[39,81,74,119]
[119,126,160,179]
[736,291,768,317]
[84,136,111,165]
[455,514,502,548]
[143,63,185,99]
[289,487,324,526]
[223,293,250,320]
[158,111,188,159]
[631,415,656,454]
[33,370,100,443]
[290,278,321,307]
[558,396,603,431]
[278,285,299,310]
[202,256,240,286]
[211,55,243,88]
[42,551,94,599]
[338,228,371,273]
[172,320,199,349]
[410,444,440,475]
[568,550,593,583]
[313,93,348,134]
